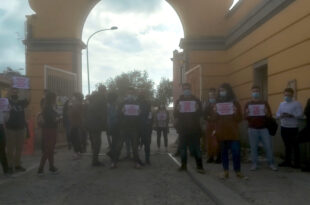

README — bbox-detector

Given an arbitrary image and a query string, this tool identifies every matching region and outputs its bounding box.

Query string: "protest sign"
[216,102,234,115]
[248,104,266,116]
[124,104,140,116]
[12,76,30,89]
[179,101,196,113]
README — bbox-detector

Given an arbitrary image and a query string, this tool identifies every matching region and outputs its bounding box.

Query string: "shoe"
[196,167,206,174]
[92,161,104,167]
[135,163,142,169]
[110,163,117,169]
[15,166,26,172]
[7,167,13,174]
[236,172,248,180]
[49,167,59,174]
[206,158,214,163]
[250,164,257,171]
[178,164,187,172]
[219,171,229,179]
[37,168,44,175]
[278,161,291,167]
[269,164,278,171]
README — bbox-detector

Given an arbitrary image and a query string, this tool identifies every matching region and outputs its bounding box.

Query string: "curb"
[168,153,250,205]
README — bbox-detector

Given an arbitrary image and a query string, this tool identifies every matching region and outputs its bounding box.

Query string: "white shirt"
[276,100,303,128]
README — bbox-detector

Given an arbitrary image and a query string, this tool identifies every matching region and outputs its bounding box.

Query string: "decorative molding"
[180,0,296,50]
[24,38,86,52]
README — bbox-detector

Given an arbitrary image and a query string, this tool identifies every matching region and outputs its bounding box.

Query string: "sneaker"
[110,163,117,169]
[15,166,26,172]
[134,163,142,169]
[236,172,248,180]
[37,168,44,176]
[270,164,278,171]
[250,164,257,171]
[49,167,59,174]
[206,158,214,163]
[219,171,229,179]
[178,164,187,172]
[196,167,206,174]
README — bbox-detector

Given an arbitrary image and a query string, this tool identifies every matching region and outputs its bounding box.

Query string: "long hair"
[218,83,236,102]
[44,92,56,107]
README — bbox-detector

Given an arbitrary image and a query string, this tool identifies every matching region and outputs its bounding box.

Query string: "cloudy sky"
[0,0,184,94]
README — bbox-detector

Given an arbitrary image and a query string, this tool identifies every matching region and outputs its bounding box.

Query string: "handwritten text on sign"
[12,76,30,89]
[0,98,9,111]
[179,101,196,113]
[124,104,140,116]
[216,103,234,115]
[248,104,266,116]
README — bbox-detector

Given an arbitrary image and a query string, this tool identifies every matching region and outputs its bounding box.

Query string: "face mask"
[252,92,260,99]
[183,89,191,96]
[209,98,216,104]
[284,96,292,102]
[219,91,227,97]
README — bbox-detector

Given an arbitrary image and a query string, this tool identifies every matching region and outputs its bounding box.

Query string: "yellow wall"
[187,0,310,113]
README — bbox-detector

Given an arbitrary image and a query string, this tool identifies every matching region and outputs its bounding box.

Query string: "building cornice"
[24,38,86,52]
[180,0,296,50]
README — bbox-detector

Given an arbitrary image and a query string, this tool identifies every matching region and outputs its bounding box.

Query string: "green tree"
[155,78,173,106]
[105,70,155,100]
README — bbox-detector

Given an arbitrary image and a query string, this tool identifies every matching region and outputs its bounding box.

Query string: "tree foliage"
[155,77,173,106]
[105,70,155,100]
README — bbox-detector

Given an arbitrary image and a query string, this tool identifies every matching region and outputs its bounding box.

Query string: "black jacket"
[6,99,29,130]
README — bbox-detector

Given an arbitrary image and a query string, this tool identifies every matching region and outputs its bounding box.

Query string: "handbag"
[266,117,278,136]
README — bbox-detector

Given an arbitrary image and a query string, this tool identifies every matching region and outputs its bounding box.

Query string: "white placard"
[0,98,9,111]
[157,112,167,121]
[216,103,234,115]
[12,76,30,89]
[124,104,140,116]
[248,104,266,116]
[179,101,196,113]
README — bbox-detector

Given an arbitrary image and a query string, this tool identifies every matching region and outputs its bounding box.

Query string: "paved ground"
[0,129,309,205]
[0,131,214,205]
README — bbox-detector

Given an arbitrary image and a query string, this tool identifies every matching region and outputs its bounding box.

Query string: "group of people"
[1,81,310,178]
[174,82,310,178]
[36,85,171,174]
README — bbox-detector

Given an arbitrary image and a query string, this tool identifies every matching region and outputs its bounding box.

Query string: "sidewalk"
[168,129,310,205]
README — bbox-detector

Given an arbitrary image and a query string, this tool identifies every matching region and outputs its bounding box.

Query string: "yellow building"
[171,0,310,114]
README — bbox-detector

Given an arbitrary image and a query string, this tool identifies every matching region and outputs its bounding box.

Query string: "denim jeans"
[220,141,241,172]
[179,134,203,168]
[248,128,275,166]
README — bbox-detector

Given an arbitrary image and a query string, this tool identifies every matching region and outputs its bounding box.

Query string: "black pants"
[113,129,140,163]
[157,128,168,148]
[89,131,102,163]
[179,133,203,168]
[71,127,85,154]
[0,125,8,173]
[281,127,300,165]
[140,126,152,163]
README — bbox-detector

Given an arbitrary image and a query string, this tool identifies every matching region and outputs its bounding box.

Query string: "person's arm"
[293,102,304,119]
[276,103,282,119]
[304,99,310,119]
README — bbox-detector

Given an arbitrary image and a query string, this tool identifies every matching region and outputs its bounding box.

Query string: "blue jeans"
[220,141,241,172]
[248,128,275,166]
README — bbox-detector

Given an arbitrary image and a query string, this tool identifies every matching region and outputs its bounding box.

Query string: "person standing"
[86,86,107,166]
[69,93,85,160]
[38,92,59,174]
[118,87,143,168]
[138,90,153,165]
[154,104,169,153]
[276,88,303,168]
[245,86,277,171]
[174,83,205,174]
[204,88,220,163]
[215,83,244,179]
[6,88,29,173]
[0,108,9,175]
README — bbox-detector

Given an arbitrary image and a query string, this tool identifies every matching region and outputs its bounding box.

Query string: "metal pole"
[86,27,118,95]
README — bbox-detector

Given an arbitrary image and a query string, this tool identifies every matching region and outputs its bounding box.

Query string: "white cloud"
[82,0,184,93]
